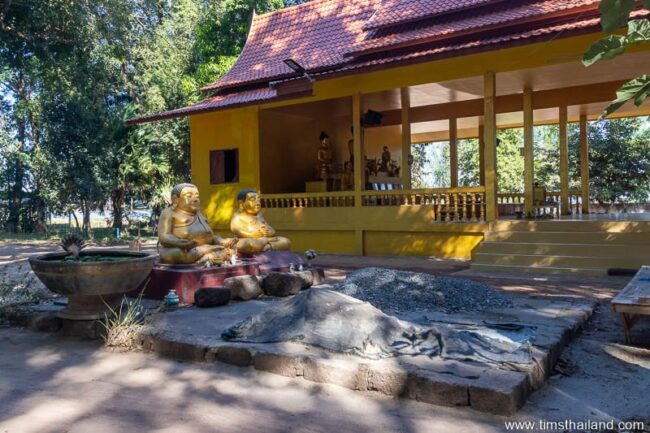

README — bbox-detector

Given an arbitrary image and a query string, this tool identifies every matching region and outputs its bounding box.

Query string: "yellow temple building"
[129,0,650,274]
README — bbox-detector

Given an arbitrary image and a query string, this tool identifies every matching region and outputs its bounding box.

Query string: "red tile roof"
[201,0,382,92]
[127,0,636,124]
[350,0,600,57]
[362,0,506,31]
[126,88,277,124]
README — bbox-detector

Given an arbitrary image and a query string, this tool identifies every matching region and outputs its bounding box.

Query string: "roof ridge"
[362,0,509,31]
[348,0,600,58]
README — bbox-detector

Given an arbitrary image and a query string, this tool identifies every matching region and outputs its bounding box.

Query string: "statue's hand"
[178,239,198,250]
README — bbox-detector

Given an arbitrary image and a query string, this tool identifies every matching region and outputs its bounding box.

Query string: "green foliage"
[497,129,525,193]
[410,143,431,189]
[602,75,650,117]
[0,0,301,234]
[598,0,638,32]
[458,138,480,187]
[411,119,650,204]
[583,2,650,117]
[587,117,650,204]
[410,142,449,188]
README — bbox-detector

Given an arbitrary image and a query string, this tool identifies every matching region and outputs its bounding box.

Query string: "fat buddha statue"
[158,183,237,265]
[230,189,291,254]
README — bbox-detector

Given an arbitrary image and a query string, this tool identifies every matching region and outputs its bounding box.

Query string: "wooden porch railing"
[497,190,583,215]
[260,191,355,208]
[362,187,486,222]
[260,187,486,222]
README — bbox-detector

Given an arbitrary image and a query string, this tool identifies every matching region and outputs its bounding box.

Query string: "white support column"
[559,105,569,215]
[523,88,534,216]
[400,88,412,189]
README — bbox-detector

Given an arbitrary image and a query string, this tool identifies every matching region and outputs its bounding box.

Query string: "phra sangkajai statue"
[158,183,237,265]
[230,189,291,254]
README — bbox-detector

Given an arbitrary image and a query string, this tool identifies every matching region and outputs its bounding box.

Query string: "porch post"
[478,123,485,186]
[400,88,412,189]
[559,105,570,214]
[449,117,458,187]
[579,114,590,214]
[483,71,498,222]
[352,93,364,255]
[523,88,534,216]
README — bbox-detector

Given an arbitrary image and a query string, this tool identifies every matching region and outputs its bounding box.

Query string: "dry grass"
[101,296,145,350]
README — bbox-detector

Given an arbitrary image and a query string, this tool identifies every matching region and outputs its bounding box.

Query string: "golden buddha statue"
[317,131,333,180]
[230,189,291,254]
[158,183,236,265]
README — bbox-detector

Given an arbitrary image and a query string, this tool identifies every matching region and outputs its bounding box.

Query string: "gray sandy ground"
[1,303,649,433]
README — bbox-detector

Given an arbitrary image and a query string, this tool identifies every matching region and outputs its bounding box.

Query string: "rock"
[309,268,326,286]
[209,346,253,367]
[194,287,230,308]
[31,313,62,333]
[468,369,529,415]
[253,352,304,377]
[261,272,302,297]
[224,275,262,301]
[294,270,313,289]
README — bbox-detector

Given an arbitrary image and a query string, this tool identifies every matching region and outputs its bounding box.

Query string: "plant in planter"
[29,238,156,321]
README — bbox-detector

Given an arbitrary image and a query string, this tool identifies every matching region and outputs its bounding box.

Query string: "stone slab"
[469,369,530,415]
[137,291,597,415]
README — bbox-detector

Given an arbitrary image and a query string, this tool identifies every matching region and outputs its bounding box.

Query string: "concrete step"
[473,252,647,270]
[470,263,606,276]
[491,220,650,233]
[484,231,649,245]
[477,242,650,258]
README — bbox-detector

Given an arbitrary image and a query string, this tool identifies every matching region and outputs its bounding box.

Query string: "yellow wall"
[261,206,487,258]
[190,106,260,229]
[364,231,483,258]
[259,102,352,194]
[364,125,402,163]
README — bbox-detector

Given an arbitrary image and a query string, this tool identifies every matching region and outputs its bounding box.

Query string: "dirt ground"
[0,246,649,433]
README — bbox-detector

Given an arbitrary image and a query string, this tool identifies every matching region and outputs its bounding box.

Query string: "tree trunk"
[7,118,26,233]
[71,211,80,230]
[81,200,92,239]
[111,187,124,229]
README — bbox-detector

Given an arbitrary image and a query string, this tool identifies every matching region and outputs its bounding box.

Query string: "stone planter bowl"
[29,250,156,320]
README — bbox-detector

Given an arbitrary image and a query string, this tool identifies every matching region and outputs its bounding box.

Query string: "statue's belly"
[172,222,213,245]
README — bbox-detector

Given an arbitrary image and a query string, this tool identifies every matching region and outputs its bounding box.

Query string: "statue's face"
[241,192,261,215]
[175,186,201,213]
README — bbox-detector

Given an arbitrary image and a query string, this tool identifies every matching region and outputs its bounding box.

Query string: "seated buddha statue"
[158,183,237,265]
[230,189,291,254]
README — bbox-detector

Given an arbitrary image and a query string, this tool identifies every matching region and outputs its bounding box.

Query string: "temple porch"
[252,50,650,270]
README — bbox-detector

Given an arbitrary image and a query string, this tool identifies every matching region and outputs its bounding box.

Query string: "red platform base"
[134,261,260,304]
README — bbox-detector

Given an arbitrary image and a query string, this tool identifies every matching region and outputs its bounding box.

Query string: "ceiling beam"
[377,80,629,126]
